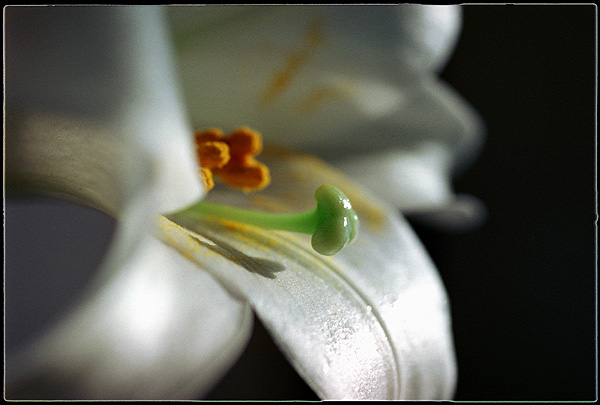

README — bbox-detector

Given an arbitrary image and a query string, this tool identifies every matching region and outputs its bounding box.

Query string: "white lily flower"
[4,4,480,400]
[169,5,485,229]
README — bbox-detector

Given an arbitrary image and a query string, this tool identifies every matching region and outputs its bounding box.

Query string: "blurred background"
[5,4,596,401]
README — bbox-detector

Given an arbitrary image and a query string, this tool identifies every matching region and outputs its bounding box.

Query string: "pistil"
[171,184,359,256]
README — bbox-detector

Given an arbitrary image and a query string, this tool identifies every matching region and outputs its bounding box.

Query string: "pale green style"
[173,184,359,256]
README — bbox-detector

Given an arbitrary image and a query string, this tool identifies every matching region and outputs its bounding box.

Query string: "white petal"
[165,150,457,399]
[5,6,203,213]
[394,5,463,72]
[5,7,252,399]
[408,193,488,232]
[6,230,253,400]
[334,77,485,213]
[169,5,483,222]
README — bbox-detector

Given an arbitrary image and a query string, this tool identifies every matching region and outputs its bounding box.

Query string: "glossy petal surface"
[167,149,457,399]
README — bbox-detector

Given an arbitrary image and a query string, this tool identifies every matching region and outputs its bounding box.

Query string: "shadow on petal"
[180,225,286,279]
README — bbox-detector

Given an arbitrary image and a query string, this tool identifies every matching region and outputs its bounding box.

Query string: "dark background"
[5,4,596,401]
[208,4,598,400]
[422,4,596,401]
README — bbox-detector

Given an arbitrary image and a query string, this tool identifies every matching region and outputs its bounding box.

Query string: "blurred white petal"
[6,6,203,213]
[6,234,253,400]
[167,149,457,400]
[5,6,251,399]
[169,5,485,228]
[409,193,488,232]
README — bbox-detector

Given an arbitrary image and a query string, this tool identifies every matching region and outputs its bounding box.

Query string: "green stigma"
[172,184,359,256]
[310,184,359,255]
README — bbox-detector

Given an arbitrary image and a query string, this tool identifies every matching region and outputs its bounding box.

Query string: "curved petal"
[394,5,463,73]
[165,149,456,400]
[169,5,484,223]
[5,7,252,399]
[6,233,253,400]
[333,77,485,213]
[5,6,203,213]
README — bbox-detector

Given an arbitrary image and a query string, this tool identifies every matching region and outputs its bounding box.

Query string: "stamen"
[173,184,359,256]
[194,127,224,143]
[194,127,271,192]
[213,162,271,192]
[196,141,230,169]
[226,127,263,157]
[199,167,215,191]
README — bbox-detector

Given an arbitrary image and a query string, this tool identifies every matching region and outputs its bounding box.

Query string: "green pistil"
[173,184,359,256]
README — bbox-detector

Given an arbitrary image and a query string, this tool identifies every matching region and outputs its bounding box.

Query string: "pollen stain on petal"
[260,17,324,106]
[298,83,354,115]
[194,127,271,192]
[250,194,291,213]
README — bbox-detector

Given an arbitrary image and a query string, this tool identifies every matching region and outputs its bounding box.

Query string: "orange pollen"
[213,160,271,193]
[194,127,224,143]
[196,141,230,169]
[199,167,215,191]
[226,127,263,157]
[194,126,271,192]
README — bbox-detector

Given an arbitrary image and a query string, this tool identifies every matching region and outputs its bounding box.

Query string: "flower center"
[173,127,359,255]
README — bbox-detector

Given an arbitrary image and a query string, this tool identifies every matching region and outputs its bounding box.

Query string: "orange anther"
[213,161,271,192]
[225,127,263,158]
[196,141,230,169]
[194,126,271,192]
[199,167,215,191]
[194,127,224,143]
